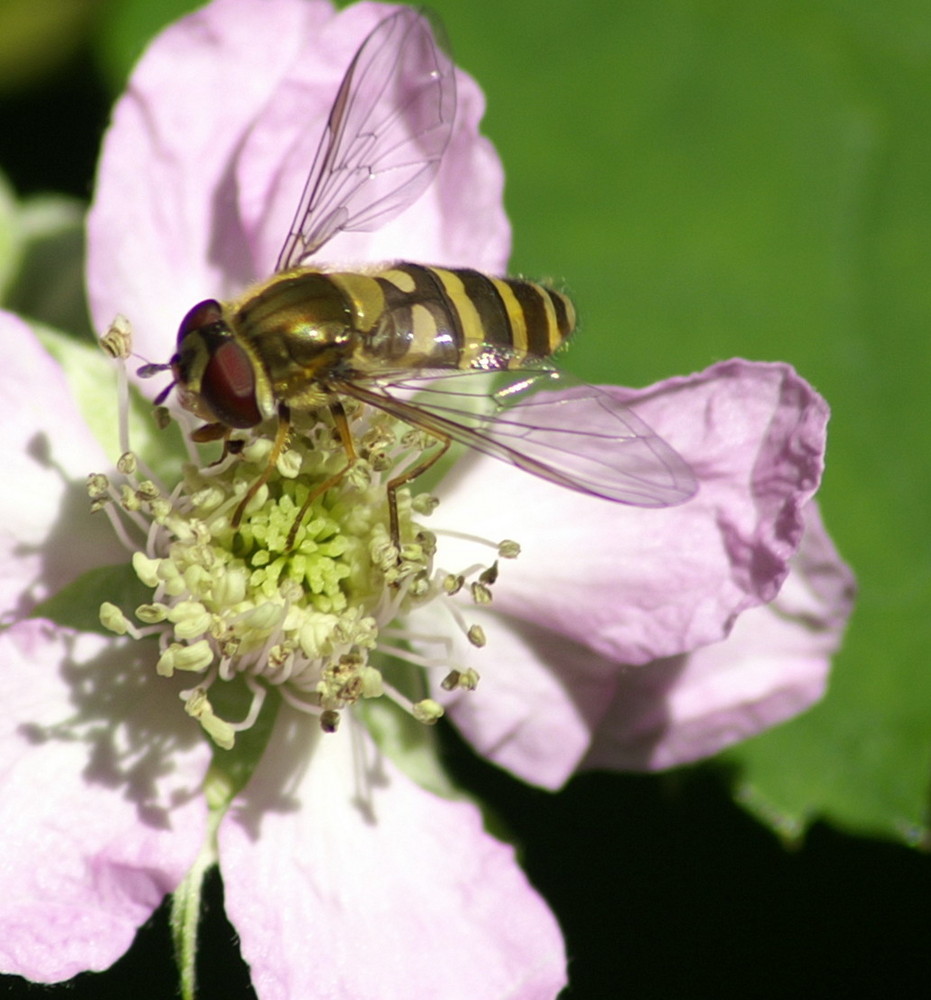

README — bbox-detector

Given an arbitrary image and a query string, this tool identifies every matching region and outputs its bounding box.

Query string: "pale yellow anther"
[406,572,430,598]
[360,665,384,698]
[200,712,236,750]
[238,602,286,633]
[184,689,234,749]
[498,539,520,559]
[191,484,226,511]
[117,452,137,475]
[132,552,161,588]
[135,603,169,624]
[458,668,480,690]
[400,542,424,563]
[99,602,130,635]
[150,497,172,520]
[182,563,211,594]
[214,567,247,606]
[411,493,440,515]
[347,459,373,492]
[276,449,302,478]
[119,484,140,511]
[168,601,213,640]
[165,639,213,673]
[412,698,444,724]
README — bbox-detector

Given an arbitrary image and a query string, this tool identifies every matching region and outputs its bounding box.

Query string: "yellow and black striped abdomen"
[357,263,576,372]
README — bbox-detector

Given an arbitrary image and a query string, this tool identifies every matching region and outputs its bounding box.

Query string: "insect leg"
[189,421,243,469]
[386,430,450,551]
[232,404,292,528]
[285,398,357,550]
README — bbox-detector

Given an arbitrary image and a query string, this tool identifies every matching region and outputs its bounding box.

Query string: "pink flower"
[0,0,853,997]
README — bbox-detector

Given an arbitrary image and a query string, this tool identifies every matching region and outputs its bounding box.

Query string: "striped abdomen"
[334,263,576,372]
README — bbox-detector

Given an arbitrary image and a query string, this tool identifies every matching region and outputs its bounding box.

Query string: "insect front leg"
[232,403,292,528]
[285,398,357,550]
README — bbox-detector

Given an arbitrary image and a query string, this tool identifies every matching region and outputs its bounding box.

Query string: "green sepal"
[33,323,187,483]
[206,682,282,802]
[31,562,148,634]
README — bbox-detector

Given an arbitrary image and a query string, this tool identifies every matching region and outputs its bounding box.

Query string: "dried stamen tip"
[467,624,486,647]
[441,668,479,692]
[99,314,133,359]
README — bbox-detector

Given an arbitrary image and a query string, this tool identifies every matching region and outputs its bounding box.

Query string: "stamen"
[90,346,522,748]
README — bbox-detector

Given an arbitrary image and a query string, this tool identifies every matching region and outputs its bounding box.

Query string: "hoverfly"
[152,7,697,550]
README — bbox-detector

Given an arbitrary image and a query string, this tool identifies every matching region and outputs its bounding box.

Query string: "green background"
[1,0,928,996]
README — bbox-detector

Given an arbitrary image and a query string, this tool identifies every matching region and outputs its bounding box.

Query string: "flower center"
[92,323,517,748]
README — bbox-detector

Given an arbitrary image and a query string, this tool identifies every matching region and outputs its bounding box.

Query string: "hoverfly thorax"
[173,298,265,428]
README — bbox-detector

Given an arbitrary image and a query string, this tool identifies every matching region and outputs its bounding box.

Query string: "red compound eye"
[200,339,262,428]
[173,299,262,428]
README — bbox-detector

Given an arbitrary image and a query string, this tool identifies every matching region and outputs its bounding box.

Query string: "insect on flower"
[144,6,697,551]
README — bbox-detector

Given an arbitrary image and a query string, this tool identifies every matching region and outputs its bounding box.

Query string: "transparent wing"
[340,368,698,507]
[275,8,456,272]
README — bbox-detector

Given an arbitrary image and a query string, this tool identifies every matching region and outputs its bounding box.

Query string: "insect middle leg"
[385,429,450,553]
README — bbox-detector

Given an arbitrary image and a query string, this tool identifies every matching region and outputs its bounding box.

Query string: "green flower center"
[91,342,517,749]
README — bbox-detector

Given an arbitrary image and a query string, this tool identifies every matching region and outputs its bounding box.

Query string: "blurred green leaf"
[94,0,202,91]
[0,0,98,92]
[32,562,146,634]
[34,324,187,482]
[5,193,91,338]
[429,0,931,844]
[0,170,18,296]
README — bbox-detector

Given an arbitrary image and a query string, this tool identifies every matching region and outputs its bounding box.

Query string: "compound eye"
[178,299,224,345]
[200,339,263,428]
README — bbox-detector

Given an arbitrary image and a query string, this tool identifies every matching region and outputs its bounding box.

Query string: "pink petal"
[0,620,210,981]
[414,600,618,789]
[433,360,830,666]
[87,0,319,357]
[582,501,855,770]
[219,707,567,999]
[0,311,123,618]
[422,361,851,788]
[87,0,509,369]
[425,505,853,790]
